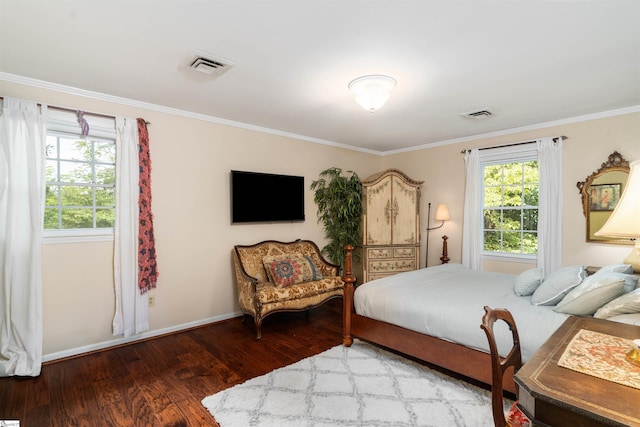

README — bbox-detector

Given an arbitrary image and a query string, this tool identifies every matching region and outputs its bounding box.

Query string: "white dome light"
[348,75,397,112]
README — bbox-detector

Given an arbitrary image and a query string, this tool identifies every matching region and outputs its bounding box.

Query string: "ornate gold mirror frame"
[577,151,632,244]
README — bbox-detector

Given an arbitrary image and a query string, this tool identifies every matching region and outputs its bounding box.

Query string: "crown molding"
[381,105,640,156]
[3,72,638,157]
[0,72,379,155]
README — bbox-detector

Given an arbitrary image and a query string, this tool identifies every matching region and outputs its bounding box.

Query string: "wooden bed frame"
[341,245,517,394]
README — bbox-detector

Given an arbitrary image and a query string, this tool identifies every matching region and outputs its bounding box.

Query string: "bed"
[341,246,640,394]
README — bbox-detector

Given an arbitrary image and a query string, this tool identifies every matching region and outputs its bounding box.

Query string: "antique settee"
[232,239,344,339]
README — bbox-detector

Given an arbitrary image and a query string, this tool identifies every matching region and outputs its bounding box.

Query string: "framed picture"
[589,183,622,211]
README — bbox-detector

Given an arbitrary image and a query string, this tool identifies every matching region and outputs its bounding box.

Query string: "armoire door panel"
[364,177,392,245]
[391,176,419,245]
[361,169,423,283]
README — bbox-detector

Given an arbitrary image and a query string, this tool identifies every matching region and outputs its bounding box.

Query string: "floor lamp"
[425,203,450,267]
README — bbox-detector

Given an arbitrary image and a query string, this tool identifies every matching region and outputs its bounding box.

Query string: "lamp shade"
[595,160,640,273]
[434,204,450,221]
[595,160,640,238]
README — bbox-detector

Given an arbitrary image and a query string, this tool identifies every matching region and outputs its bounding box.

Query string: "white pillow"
[593,270,638,293]
[593,264,639,293]
[554,274,626,315]
[514,268,543,296]
[597,263,633,274]
[531,265,586,306]
[594,288,640,319]
[606,313,640,326]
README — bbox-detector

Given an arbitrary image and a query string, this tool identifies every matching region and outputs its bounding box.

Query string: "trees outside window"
[44,133,116,230]
[483,160,538,255]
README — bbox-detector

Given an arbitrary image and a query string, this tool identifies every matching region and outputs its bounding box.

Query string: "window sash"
[481,157,539,257]
[44,114,117,238]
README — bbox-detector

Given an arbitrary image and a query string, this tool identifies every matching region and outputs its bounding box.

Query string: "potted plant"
[310,167,362,272]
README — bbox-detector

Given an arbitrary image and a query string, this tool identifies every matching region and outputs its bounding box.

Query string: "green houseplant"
[310,167,362,272]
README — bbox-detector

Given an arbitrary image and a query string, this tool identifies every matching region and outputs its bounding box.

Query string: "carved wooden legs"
[254,316,263,340]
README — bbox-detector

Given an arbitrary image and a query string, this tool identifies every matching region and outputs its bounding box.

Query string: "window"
[483,160,538,256]
[44,131,116,233]
[464,138,561,272]
[42,109,117,242]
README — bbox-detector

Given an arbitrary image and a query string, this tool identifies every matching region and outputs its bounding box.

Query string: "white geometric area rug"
[202,339,506,427]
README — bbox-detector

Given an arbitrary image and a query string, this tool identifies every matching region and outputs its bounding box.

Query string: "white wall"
[2,79,638,359]
[1,80,384,357]
[385,111,640,273]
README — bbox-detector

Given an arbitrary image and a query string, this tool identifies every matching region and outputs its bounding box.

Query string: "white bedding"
[354,263,569,361]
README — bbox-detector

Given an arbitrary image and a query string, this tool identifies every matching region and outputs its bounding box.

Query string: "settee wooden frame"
[233,239,344,339]
[342,245,516,394]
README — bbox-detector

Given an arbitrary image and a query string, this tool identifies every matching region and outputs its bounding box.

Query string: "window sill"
[43,229,114,244]
[482,253,537,264]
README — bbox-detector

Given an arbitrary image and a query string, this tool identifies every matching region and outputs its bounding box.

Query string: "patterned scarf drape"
[137,118,158,293]
[76,110,90,136]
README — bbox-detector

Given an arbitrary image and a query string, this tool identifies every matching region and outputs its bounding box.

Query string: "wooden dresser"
[361,169,423,283]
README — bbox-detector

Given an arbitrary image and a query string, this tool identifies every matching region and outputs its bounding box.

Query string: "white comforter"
[354,263,569,361]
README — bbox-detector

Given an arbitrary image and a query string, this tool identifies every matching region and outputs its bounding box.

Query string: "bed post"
[342,245,356,346]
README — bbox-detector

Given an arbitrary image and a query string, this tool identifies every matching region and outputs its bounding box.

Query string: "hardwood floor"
[0,299,344,427]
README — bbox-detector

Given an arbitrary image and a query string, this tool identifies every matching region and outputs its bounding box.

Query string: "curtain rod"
[0,96,151,125]
[460,135,567,154]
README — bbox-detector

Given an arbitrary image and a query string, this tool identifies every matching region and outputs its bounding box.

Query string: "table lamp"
[595,160,640,273]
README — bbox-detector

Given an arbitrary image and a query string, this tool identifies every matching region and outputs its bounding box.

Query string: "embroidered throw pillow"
[594,288,640,319]
[263,255,323,287]
[606,313,640,325]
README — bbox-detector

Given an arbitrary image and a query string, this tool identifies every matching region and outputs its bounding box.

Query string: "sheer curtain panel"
[112,117,148,338]
[0,98,46,377]
[462,141,562,274]
[462,149,483,270]
[536,138,563,276]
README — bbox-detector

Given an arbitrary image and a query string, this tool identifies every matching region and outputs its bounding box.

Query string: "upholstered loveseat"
[232,239,344,339]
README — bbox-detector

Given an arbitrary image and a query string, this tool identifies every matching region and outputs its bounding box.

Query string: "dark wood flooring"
[0,299,344,427]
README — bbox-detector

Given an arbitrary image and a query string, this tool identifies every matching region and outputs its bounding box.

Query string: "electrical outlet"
[148,294,156,307]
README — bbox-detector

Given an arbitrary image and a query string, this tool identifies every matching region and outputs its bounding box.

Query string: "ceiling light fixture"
[348,75,397,112]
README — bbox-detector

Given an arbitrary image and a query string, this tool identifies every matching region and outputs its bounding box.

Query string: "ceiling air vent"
[189,54,234,77]
[460,109,495,120]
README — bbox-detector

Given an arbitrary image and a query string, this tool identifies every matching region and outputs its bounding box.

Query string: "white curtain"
[462,141,562,274]
[0,98,46,376]
[537,137,563,276]
[112,117,148,338]
[462,149,483,270]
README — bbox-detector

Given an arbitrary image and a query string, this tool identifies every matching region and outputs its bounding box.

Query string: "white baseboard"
[42,311,243,363]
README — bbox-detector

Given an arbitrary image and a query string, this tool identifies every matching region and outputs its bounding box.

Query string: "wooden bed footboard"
[342,245,516,395]
[342,245,357,347]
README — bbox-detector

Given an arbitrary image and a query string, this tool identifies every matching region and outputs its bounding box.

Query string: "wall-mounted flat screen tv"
[231,170,305,223]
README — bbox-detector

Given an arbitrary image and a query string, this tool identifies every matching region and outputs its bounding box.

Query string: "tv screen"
[231,170,305,223]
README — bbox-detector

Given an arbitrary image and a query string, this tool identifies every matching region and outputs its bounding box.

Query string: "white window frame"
[43,109,117,244]
[478,144,539,262]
